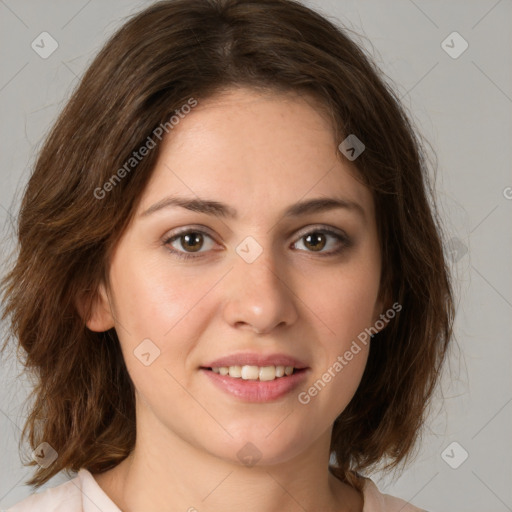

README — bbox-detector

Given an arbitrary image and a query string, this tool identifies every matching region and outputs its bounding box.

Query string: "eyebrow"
[140,195,365,220]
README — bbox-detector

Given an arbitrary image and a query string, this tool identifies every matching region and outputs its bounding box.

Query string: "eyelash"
[163,226,351,261]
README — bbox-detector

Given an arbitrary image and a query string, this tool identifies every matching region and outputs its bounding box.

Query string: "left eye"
[164,230,217,259]
[163,227,350,260]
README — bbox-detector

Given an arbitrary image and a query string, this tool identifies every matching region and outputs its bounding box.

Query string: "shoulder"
[361,477,428,512]
[4,475,82,512]
[4,469,121,512]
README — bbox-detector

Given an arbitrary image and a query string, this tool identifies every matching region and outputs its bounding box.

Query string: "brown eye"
[164,229,217,260]
[293,228,351,256]
[179,232,204,252]
[303,232,327,252]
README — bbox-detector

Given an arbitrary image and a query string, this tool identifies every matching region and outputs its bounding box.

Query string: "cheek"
[315,256,380,414]
[108,253,214,340]
[301,272,374,419]
[107,254,223,396]
[305,258,381,344]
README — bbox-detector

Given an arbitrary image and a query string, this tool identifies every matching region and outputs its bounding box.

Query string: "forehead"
[137,87,373,220]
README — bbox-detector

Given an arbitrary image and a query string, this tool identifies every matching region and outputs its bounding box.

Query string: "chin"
[202,423,315,467]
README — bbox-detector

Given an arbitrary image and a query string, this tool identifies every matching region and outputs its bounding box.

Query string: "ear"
[371,279,394,335]
[76,281,115,332]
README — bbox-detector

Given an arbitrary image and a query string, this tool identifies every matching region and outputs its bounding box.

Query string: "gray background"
[1,1,511,511]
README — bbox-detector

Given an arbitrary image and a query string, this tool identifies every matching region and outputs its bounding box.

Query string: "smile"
[209,364,296,381]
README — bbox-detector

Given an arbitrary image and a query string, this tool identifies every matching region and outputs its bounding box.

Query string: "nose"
[222,246,299,335]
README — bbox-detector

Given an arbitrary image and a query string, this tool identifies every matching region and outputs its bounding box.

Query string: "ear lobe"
[76,282,115,332]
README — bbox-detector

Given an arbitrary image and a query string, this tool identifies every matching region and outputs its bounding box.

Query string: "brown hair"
[0,0,454,490]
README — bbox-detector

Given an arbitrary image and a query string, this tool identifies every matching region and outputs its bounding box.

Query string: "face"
[87,87,385,467]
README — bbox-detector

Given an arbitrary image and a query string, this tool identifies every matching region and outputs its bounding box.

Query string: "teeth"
[228,365,242,378]
[241,365,259,380]
[210,365,296,380]
[259,366,275,381]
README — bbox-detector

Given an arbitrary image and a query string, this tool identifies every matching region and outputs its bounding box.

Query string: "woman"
[1,0,454,510]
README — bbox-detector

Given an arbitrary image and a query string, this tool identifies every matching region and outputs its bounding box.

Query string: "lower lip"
[201,368,309,402]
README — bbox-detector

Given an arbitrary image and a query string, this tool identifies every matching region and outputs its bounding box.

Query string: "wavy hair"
[0,0,454,490]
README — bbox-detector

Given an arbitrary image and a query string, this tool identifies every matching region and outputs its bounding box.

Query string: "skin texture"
[86,87,387,512]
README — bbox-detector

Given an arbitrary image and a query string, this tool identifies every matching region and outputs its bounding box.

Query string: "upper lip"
[202,352,309,369]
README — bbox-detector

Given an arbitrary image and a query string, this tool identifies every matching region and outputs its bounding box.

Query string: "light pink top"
[5,468,426,511]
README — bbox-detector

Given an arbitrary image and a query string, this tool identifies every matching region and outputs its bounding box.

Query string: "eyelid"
[161,224,225,249]
[164,224,218,241]
[292,224,348,241]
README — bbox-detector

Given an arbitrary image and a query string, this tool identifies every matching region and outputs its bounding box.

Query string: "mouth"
[200,365,309,402]
[199,353,309,402]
